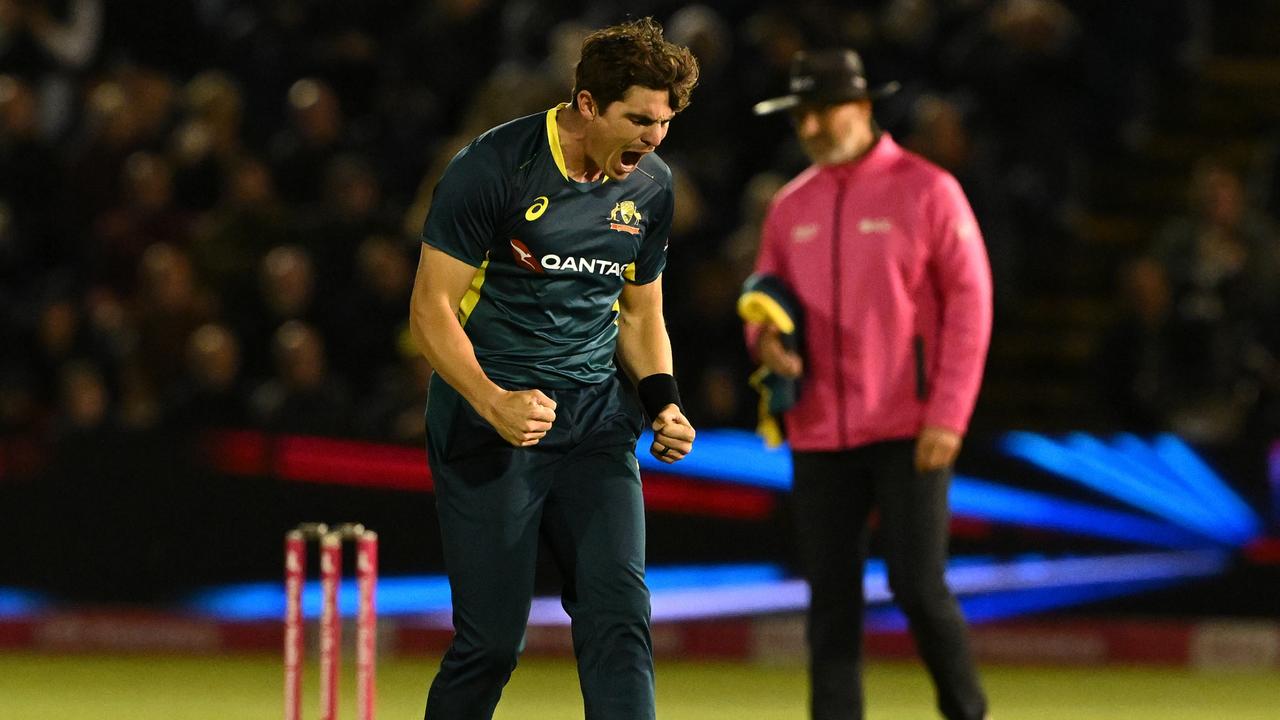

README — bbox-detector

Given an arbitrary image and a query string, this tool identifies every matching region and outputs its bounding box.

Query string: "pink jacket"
[747,134,992,451]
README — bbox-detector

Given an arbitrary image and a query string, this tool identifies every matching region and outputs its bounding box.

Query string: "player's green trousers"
[423,373,654,720]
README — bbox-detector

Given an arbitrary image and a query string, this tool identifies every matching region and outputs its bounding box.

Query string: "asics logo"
[525,196,549,221]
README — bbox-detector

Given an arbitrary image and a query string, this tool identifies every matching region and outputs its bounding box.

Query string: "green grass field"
[2,652,1277,719]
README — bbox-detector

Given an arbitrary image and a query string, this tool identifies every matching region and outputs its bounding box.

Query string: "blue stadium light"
[187,564,788,622]
[865,549,1230,630]
[644,563,784,591]
[1108,433,1246,534]
[1149,434,1261,541]
[949,477,1209,548]
[567,578,811,626]
[1270,441,1280,526]
[1002,431,1246,546]
[182,429,1255,627]
[184,550,1227,625]
[637,429,792,490]
[1070,433,1258,543]
[937,550,1228,596]
[525,551,1227,627]
[635,428,1216,548]
[0,588,48,618]
[866,576,1193,631]
[189,575,454,621]
[1060,432,1231,541]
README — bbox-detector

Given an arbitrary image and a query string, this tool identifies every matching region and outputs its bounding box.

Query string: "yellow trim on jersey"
[458,260,489,326]
[547,103,608,184]
[611,263,642,320]
[613,263,640,319]
[546,104,570,181]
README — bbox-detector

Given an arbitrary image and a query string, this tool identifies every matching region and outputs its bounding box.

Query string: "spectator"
[169,70,244,212]
[391,0,501,140]
[354,344,432,443]
[114,358,161,430]
[299,153,399,296]
[1146,157,1280,443]
[66,67,178,230]
[23,289,117,410]
[1094,257,1182,431]
[166,322,248,430]
[130,242,214,395]
[190,155,295,304]
[661,5,741,214]
[0,0,103,137]
[250,320,350,436]
[0,364,40,433]
[269,78,350,205]
[904,93,1018,310]
[942,0,1105,271]
[0,73,68,283]
[236,245,322,384]
[327,235,414,391]
[1254,129,1280,221]
[0,0,1269,462]
[92,151,193,295]
[54,358,110,436]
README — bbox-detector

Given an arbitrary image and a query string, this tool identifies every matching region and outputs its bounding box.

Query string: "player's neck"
[555,106,605,183]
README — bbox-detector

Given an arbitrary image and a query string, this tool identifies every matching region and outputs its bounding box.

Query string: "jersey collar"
[546,104,571,181]
[546,104,609,188]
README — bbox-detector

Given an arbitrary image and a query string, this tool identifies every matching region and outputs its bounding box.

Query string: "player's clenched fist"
[483,389,557,447]
[649,405,695,464]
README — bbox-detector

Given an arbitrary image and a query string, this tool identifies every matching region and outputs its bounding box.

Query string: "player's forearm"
[616,311,674,382]
[411,302,504,417]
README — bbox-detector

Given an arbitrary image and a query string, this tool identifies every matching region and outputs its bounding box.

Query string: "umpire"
[747,49,993,720]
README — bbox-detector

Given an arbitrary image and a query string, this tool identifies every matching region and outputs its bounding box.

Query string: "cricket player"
[408,18,699,720]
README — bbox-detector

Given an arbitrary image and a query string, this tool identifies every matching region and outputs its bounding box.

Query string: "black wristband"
[637,373,682,420]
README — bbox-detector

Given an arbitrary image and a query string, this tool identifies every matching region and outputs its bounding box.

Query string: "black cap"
[752,49,900,116]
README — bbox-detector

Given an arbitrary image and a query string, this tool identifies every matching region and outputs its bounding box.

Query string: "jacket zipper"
[914,334,928,400]
[833,177,848,447]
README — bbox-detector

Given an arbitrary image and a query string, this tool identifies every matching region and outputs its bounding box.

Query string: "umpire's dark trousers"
[423,374,654,720]
[792,439,987,720]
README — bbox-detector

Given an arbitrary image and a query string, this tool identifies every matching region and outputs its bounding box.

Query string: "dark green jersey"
[422,106,674,389]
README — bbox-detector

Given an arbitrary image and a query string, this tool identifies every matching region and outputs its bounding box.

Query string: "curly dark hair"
[571,17,700,114]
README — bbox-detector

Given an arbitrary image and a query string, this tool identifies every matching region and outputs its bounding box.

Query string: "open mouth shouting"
[617,148,649,175]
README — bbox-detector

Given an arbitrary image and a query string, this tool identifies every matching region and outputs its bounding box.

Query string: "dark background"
[2,0,1279,613]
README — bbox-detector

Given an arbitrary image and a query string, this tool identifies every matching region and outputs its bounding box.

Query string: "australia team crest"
[608,200,642,235]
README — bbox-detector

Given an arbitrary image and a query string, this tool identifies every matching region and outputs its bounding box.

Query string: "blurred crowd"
[1099,155,1280,446]
[2,0,1277,448]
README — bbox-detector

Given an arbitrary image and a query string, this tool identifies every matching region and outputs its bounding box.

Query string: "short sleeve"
[630,185,672,284]
[421,142,507,267]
